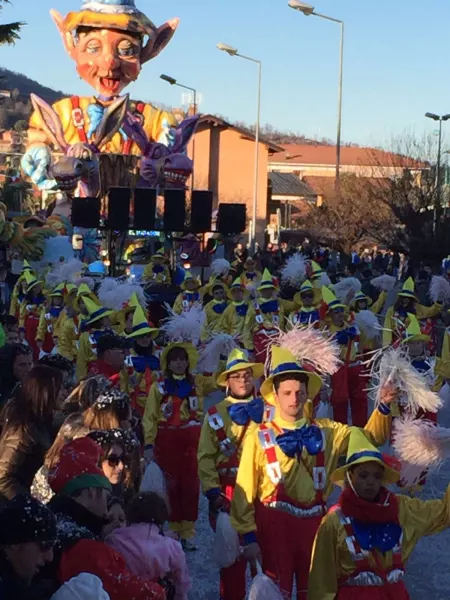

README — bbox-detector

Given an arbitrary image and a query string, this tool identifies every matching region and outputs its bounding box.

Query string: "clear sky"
[1,0,450,147]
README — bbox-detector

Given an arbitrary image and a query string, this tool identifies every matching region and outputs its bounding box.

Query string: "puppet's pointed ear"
[50,9,76,57]
[141,18,179,64]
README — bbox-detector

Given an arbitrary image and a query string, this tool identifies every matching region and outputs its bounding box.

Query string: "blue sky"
[2,0,450,147]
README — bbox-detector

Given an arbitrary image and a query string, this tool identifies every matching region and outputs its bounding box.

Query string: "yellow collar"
[225,394,255,405]
[273,413,307,430]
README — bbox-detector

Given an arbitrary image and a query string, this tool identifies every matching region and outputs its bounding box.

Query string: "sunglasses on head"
[106,454,127,468]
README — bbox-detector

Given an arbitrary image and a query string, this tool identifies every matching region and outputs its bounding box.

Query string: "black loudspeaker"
[163,189,186,231]
[134,188,157,230]
[107,187,131,230]
[190,190,213,233]
[71,197,101,228]
[217,203,246,234]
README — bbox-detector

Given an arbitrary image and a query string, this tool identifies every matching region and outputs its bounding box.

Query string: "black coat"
[0,553,32,600]
[0,423,52,501]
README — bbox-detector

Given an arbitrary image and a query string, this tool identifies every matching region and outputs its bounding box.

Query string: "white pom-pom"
[371,274,396,292]
[212,512,241,569]
[211,259,231,277]
[429,275,450,304]
[354,310,381,341]
[373,347,442,415]
[334,277,362,304]
[280,253,306,287]
[161,303,205,346]
[249,563,285,600]
[198,334,239,373]
[98,278,146,311]
[317,271,331,287]
[140,462,167,500]
[46,258,84,288]
[269,324,341,376]
[393,417,450,469]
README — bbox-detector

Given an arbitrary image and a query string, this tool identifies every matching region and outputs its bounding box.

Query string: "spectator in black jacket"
[0,343,33,407]
[0,365,63,501]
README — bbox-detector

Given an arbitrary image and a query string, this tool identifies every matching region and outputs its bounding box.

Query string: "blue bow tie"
[165,377,193,399]
[184,292,199,302]
[335,326,357,346]
[132,355,160,373]
[246,272,257,280]
[91,328,113,343]
[153,264,164,274]
[235,303,248,317]
[276,425,323,458]
[228,398,264,426]
[50,306,63,318]
[352,520,402,553]
[298,309,319,323]
[212,302,228,315]
[87,103,129,141]
[260,300,279,314]
[32,295,46,306]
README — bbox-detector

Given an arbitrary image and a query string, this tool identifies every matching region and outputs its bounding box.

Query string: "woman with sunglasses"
[89,429,141,502]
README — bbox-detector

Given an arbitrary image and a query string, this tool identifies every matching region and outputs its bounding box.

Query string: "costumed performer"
[88,333,135,394]
[58,283,99,362]
[173,271,203,315]
[290,280,321,327]
[218,277,250,340]
[197,348,265,600]
[240,257,261,288]
[9,260,33,318]
[230,345,396,600]
[19,270,47,360]
[36,283,66,356]
[143,338,217,549]
[126,303,160,416]
[321,286,367,427]
[76,296,113,380]
[308,428,450,600]
[383,277,442,347]
[142,248,171,285]
[200,283,229,342]
[243,268,285,364]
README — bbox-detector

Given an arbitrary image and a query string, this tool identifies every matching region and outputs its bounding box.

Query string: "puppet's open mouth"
[100,77,121,93]
[163,168,189,184]
[55,175,80,191]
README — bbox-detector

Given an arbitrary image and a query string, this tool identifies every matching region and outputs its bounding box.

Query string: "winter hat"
[89,428,139,454]
[48,438,112,497]
[50,573,110,600]
[93,388,131,413]
[0,494,56,547]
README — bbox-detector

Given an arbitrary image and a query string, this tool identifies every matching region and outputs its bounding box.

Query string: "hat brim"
[294,289,320,305]
[398,291,418,301]
[181,279,200,291]
[403,333,431,343]
[217,362,264,387]
[261,368,322,406]
[331,456,399,486]
[127,326,159,339]
[86,307,114,326]
[64,10,155,35]
[257,283,276,291]
[160,342,199,372]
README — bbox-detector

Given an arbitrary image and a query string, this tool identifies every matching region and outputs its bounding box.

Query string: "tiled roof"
[269,144,427,168]
[198,115,284,153]
[269,172,316,197]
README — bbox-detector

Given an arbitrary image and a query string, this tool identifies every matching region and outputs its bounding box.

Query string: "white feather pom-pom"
[354,310,381,340]
[46,258,84,288]
[161,303,205,346]
[393,417,450,469]
[198,334,239,373]
[371,274,396,292]
[334,277,362,304]
[212,512,241,569]
[98,278,146,311]
[249,563,285,600]
[269,324,341,376]
[373,347,442,414]
[429,275,450,304]
[140,462,167,501]
[318,271,331,287]
[280,253,306,287]
[211,259,231,277]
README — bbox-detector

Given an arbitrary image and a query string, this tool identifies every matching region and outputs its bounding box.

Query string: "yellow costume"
[308,429,450,600]
[143,249,171,284]
[75,298,113,381]
[36,284,65,346]
[200,298,229,342]
[29,96,175,156]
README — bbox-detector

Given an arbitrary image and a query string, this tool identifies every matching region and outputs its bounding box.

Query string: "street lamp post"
[160,74,198,185]
[425,112,450,239]
[288,1,344,195]
[217,43,262,250]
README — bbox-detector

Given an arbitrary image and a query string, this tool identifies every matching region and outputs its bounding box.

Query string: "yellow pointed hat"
[21,260,32,273]
[24,269,40,292]
[310,261,323,281]
[331,429,399,486]
[398,277,417,299]
[403,313,431,343]
[65,283,77,295]
[82,296,113,326]
[322,285,346,311]
[217,348,264,387]
[257,268,276,291]
[260,346,322,406]
[50,283,65,298]
[230,276,244,290]
[127,304,159,339]
[181,270,200,291]
[151,248,166,261]
[77,283,94,298]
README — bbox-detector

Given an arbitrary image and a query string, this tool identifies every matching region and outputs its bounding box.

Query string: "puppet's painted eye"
[86,43,101,55]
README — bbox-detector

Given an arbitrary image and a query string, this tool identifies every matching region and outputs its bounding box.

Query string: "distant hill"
[0,67,66,103]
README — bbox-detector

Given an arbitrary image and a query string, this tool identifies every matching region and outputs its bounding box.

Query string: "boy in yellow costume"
[24,0,179,190]
[200,283,229,342]
[173,271,203,315]
[76,296,114,380]
[308,429,450,600]
[290,279,322,327]
[198,348,265,600]
[143,249,171,284]
[230,346,396,600]
[218,278,250,340]
[58,283,99,362]
[9,260,32,318]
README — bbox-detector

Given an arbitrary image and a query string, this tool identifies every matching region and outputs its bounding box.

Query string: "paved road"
[186,389,450,599]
